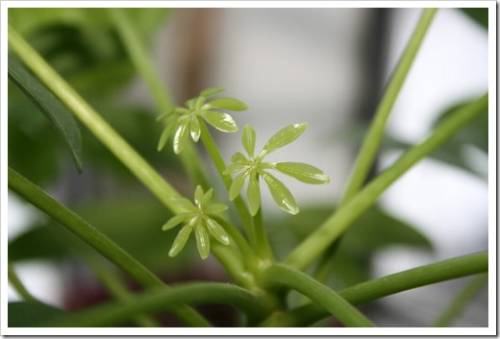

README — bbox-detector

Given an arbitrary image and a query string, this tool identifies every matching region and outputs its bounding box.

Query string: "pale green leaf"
[275,162,330,184]
[200,87,224,97]
[201,188,214,206]
[195,224,210,259]
[247,173,261,216]
[223,163,248,175]
[170,197,196,213]
[208,97,247,111]
[242,124,256,156]
[229,173,246,200]
[231,152,248,164]
[202,111,238,133]
[194,96,206,110]
[189,116,201,142]
[206,203,228,216]
[157,122,176,151]
[168,224,193,257]
[206,218,230,245]
[194,185,204,205]
[172,120,189,154]
[262,123,308,155]
[262,172,299,215]
[161,214,190,231]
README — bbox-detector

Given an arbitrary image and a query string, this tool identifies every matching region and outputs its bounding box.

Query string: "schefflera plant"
[156,87,247,154]
[225,123,330,216]
[161,185,230,259]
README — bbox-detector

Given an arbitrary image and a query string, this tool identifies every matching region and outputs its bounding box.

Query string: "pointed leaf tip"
[262,122,308,155]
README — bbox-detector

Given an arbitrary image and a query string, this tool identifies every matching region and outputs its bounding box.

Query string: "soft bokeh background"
[8,8,488,326]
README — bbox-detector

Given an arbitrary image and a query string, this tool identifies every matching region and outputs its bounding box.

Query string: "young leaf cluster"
[162,185,230,259]
[156,87,247,154]
[225,124,330,216]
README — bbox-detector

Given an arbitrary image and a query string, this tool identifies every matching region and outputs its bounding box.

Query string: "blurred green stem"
[286,94,488,270]
[43,283,269,327]
[260,264,374,327]
[8,167,210,327]
[314,8,438,281]
[8,264,37,303]
[266,252,488,326]
[434,273,488,327]
[108,8,208,189]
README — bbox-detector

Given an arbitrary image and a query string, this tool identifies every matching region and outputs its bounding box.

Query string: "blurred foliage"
[9,301,65,327]
[269,205,432,289]
[461,8,488,29]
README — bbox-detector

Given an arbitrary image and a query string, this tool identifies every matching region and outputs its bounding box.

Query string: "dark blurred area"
[8,8,488,327]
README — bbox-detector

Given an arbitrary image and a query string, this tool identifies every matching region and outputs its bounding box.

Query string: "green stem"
[286,94,488,270]
[314,8,438,281]
[434,273,488,327]
[342,8,437,202]
[253,180,274,260]
[86,258,160,327]
[274,252,488,326]
[108,9,208,189]
[260,264,374,327]
[198,121,257,248]
[9,26,244,290]
[43,283,268,327]
[8,264,37,303]
[8,167,210,327]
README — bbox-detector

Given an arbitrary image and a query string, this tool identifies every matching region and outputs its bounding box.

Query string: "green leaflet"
[242,124,256,157]
[275,162,330,184]
[172,120,189,154]
[202,111,239,133]
[262,123,307,155]
[229,174,247,200]
[206,218,230,245]
[189,116,201,142]
[262,172,299,215]
[200,87,224,97]
[161,214,189,231]
[209,97,248,111]
[169,224,193,257]
[195,224,210,259]
[8,55,83,171]
[247,174,261,216]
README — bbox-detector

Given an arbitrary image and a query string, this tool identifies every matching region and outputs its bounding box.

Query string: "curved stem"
[198,121,258,249]
[260,264,374,327]
[286,94,488,270]
[8,167,210,327]
[342,8,438,202]
[8,264,36,303]
[272,252,488,326]
[43,283,268,327]
[434,273,488,327]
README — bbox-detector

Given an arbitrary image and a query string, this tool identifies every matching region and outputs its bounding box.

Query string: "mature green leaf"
[229,174,246,200]
[208,97,247,111]
[169,225,193,257]
[247,174,261,216]
[262,172,299,215]
[202,111,238,133]
[242,124,256,156]
[200,87,224,98]
[195,224,210,259]
[8,55,83,171]
[262,123,307,155]
[275,162,330,184]
[206,218,230,245]
[9,301,65,327]
[461,8,488,29]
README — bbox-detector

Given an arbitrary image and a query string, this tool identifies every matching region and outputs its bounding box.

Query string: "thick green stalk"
[108,9,208,189]
[8,167,210,327]
[314,8,438,281]
[271,252,487,326]
[43,283,269,327]
[8,264,36,303]
[434,273,488,327]
[260,264,374,327]
[9,26,244,288]
[198,122,260,250]
[286,94,488,270]
[342,8,437,202]
[86,258,160,327]
[253,180,274,260]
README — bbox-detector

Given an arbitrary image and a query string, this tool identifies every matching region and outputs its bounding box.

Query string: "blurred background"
[8,8,488,326]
